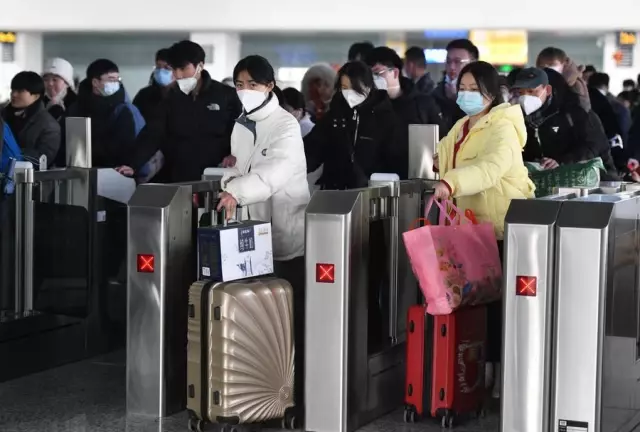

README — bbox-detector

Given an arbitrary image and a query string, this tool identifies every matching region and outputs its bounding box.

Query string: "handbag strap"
[425,196,478,226]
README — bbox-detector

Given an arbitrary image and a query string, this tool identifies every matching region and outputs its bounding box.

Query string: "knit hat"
[43,58,75,90]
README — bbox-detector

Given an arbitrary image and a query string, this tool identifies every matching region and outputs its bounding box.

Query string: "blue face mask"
[102,81,120,97]
[153,68,173,86]
[456,91,487,116]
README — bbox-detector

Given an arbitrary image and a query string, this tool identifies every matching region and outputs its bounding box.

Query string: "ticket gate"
[503,184,640,432]
[0,166,135,382]
[126,179,228,419]
[304,178,436,432]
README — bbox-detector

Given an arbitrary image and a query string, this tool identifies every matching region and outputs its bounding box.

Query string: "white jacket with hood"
[223,93,310,261]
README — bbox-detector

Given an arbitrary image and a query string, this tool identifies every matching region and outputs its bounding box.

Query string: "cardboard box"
[198,221,274,282]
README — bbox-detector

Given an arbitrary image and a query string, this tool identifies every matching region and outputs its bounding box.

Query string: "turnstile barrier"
[503,184,640,432]
[304,178,436,432]
[126,179,233,419]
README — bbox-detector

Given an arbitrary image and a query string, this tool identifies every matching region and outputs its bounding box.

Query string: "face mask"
[237,89,267,112]
[342,89,367,108]
[501,90,511,104]
[374,76,388,90]
[549,65,564,74]
[48,86,67,104]
[177,65,201,95]
[456,91,487,116]
[519,94,544,115]
[154,68,173,86]
[102,81,120,97]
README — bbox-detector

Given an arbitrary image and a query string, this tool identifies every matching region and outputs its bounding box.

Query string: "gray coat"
[3,102,61,167]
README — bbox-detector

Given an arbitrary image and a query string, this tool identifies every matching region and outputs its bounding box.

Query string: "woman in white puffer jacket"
[217,54,310,410]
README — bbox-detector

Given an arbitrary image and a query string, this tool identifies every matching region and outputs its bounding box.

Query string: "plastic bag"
[402,198,502,315]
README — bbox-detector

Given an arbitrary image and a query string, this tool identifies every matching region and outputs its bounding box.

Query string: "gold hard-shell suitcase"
[187,278,295,431]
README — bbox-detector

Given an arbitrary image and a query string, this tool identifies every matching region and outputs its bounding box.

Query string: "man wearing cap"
[512,67,617,178]
[42,58,77,122]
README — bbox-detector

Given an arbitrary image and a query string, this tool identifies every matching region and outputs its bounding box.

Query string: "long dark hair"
[457,61,504,109]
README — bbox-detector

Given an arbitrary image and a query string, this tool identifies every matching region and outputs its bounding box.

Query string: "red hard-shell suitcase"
[404,304,433,422]
[404,305,487,427]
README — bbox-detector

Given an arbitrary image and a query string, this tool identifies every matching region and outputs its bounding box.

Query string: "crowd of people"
[2,36,639,402]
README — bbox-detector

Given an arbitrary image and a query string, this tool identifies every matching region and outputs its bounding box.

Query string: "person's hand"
[115,165,134,176]
[541,158,559,170]
[433,181,451,200]
[216,192,238,220]
[628,159,640,182]
[562,58,581,86]
[222,155,236,168]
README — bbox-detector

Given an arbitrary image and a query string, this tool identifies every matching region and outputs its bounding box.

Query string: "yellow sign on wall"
[619,31,637,46]
[0,32,16,44]
[469,30,528,66]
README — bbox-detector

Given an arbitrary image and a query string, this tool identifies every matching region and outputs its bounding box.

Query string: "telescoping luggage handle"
[411,197,478,229]
[215,206,243,227]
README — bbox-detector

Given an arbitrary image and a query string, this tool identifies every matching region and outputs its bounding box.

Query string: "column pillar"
[602,32,640,95]
[384,32,407,58]
[190,32,241,82]
[0,32,42,102]
[14,32,43,72]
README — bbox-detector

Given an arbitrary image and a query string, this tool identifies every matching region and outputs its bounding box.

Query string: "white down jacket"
[223,93,310,261]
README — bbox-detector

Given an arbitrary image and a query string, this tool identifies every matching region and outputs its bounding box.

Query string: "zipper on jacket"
[534,127,544,158]
[351,110,360,163]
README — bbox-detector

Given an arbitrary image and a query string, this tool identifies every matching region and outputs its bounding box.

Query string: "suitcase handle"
[217,207,243,227]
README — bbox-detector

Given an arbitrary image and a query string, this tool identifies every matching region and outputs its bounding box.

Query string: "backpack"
[1,122,23,195]
[111,102,146,136]
[1,122,23,173]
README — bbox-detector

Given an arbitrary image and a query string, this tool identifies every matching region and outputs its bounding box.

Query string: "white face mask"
[549,65,564,74]
[237,89,267,112]
[501,90,510,104]
[177,65,201,95]
[342,89,367,108]
[373,76,388,90]
[519,94,544,115]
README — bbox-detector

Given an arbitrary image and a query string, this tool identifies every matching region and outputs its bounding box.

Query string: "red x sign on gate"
[316,263,335,283]
[516,276,537,297]
[137,254,155,273]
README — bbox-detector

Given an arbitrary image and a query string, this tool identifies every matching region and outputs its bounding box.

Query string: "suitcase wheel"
[281,409,300,429]
[188,417,205,432]
[403,406,417,423]
[440,411,454,429]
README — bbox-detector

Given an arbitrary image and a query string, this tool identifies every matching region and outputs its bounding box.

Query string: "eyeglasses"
[372,68,393,77]
[102,75,121,83]
[445,58,470,66]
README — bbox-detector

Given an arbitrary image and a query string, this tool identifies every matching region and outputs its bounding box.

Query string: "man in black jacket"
[513,67,618,179]
[403,46,436,94]
[67,59,136,168]
[124,40,242,182]
[431,39,479,136]
[365,46,444,179]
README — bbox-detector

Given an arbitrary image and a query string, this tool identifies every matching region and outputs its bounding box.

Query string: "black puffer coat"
[304,89,397,189]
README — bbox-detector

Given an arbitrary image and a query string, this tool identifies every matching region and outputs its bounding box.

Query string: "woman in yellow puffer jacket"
[433,60,535,399]
[434,61,535,239]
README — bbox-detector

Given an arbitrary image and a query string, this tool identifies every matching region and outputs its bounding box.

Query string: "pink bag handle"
[424,196,476,226]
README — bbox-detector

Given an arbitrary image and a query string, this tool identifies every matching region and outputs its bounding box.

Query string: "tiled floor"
[0,351,499,432]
